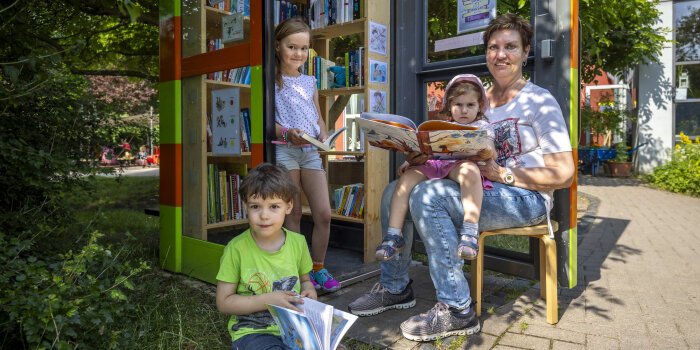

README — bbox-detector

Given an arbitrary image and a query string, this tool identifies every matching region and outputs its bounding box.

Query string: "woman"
[347,13,575,342]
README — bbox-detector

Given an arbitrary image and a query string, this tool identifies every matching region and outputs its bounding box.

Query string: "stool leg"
[473,234,487,317]
[543,235,558,324]
[539,238,546,300]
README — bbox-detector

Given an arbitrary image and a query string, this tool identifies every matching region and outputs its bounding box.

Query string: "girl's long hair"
[274,17,311,91]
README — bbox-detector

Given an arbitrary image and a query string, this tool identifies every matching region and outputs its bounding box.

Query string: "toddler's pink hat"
[443,74,489,112]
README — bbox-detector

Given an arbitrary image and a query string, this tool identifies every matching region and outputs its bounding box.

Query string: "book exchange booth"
[158,0,580,293]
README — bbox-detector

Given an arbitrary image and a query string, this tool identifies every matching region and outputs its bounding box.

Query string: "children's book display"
[211,88,241,155]
[334,183,363,218]
[207,163,247,223]
[267,297,357,350]
[356,112,489,159]
[298,127,346,151]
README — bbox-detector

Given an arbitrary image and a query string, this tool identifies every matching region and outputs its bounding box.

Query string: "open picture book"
[267,297,357,350]
[356,112,490,159]
[298,127,346,151]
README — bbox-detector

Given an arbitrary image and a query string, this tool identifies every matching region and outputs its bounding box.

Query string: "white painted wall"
[636,0,675,174]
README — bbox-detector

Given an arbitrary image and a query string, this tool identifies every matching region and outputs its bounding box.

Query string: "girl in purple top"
[375,74,495,262]
[272,18,340,292]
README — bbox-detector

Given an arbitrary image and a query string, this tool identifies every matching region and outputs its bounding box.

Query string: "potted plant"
[607,141,633,176]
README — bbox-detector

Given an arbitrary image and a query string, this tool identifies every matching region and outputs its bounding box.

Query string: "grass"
[65,175,231,349]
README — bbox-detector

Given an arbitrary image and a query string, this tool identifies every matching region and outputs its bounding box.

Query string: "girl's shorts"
[275,144,324,171]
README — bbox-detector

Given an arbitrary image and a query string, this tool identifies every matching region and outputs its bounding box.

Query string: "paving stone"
[480,311,518,336]
[551,340,585,350]
[617,330,653,350]
[585,335,619,350]
[498,332,550,350]
[555,320,617,338]
[520,324,586,344]
[492,346,523,350]
[433,332,498,350]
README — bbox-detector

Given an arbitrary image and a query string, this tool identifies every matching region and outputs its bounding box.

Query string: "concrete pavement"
[320,175,700,349]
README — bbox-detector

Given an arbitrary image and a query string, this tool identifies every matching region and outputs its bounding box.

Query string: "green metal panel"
[159,80,182,144]
[160,204,182,272]
[181,237,226,284]
[569,227,577,288]
[251,65,263,143]
[570,68,579,148]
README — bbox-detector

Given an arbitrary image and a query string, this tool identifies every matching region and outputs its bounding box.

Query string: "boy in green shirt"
[216,163,317,349]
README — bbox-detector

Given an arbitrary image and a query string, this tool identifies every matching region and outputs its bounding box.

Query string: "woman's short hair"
[483,13,533,49]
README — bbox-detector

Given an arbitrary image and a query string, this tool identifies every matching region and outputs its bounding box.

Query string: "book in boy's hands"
[298,127,347,151]
[356,112,489,159]
[267,297,357,350]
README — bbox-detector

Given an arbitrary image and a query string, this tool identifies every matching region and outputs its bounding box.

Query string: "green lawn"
[68,176,231,349]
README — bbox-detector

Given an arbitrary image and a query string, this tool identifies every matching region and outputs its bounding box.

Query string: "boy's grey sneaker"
[400,302,480,342]
[347,280,416,316]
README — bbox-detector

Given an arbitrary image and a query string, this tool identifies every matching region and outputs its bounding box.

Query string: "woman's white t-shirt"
[484,82,572,235]
[485,81,572,169]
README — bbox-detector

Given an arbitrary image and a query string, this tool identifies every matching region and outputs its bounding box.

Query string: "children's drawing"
[369,89,386,113]
[369,59,387,84]
[369,21,387,55]
[211,87,241,155]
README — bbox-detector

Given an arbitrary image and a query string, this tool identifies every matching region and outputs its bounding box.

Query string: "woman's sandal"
[374,234,406,261]
[458,232,479,260]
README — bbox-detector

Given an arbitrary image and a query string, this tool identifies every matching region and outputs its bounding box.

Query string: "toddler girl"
[375,74,494,262]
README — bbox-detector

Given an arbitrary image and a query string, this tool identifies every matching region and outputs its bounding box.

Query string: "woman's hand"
[405,151,429,167]
[472,140,496,161]
[286,128,306,145]
[476,158,505,183]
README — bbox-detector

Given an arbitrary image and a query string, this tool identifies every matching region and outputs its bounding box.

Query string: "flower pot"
[608,161,632,177]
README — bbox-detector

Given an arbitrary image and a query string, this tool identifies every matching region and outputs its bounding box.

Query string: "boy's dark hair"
[239,163,299,202]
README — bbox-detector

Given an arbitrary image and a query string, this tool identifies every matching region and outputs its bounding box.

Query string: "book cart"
[159,0,391,284]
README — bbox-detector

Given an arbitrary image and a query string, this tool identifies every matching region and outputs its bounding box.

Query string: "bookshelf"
[301,0,391,263]
[181,0,258,242]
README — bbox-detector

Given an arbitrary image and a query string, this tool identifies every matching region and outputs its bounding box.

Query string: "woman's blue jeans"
[378,179,546,309]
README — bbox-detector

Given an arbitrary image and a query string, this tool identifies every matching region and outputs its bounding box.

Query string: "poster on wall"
[369,89,387,113]
[368,59,387,84]
[222,13,244,42]
[211,87,241,155]
[457,0,497,34]
[368,21,387,55]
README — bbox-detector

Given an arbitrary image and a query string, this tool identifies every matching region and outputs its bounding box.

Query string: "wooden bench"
[470,222,559,324]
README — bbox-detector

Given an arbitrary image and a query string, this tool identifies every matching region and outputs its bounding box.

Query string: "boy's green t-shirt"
[216,228,313,342]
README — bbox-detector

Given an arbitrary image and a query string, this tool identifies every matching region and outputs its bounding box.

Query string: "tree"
[675,4,700,62]
[0,0,158,103]
[580,0,670,83]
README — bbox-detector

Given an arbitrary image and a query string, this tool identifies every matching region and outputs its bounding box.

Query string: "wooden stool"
[470,223,559,324]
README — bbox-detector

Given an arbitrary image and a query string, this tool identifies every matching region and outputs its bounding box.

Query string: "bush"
[0,231,148,349]
[0,74,149,349]
[646,133,700,197]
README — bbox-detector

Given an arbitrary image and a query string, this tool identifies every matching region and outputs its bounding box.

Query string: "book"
[267,297,357,350]
[356,112,490,159]
[298,127,347,151]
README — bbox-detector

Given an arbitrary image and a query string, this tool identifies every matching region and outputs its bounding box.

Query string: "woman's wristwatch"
[503,167,514,185]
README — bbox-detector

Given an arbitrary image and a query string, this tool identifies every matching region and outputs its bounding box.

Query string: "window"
[674,0,700,137]
[425,0,530,64]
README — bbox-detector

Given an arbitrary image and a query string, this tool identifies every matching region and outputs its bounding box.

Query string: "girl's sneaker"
[310,268,341,292]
